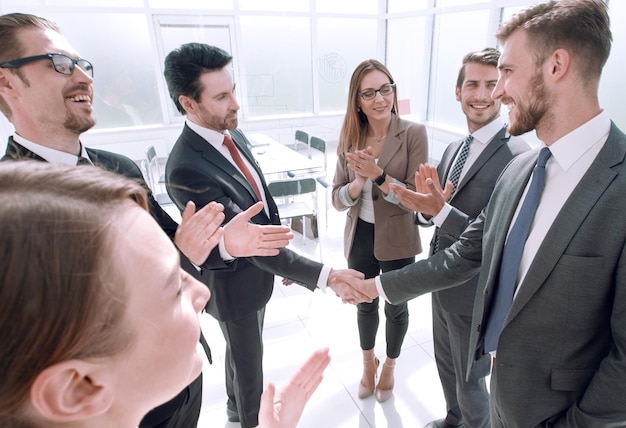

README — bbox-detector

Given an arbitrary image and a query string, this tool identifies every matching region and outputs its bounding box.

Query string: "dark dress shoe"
[424,418,464,428]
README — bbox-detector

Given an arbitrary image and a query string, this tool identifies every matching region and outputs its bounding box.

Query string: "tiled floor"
[195,188,453,427]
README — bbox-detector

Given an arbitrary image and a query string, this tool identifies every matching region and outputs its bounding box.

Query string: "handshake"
[325,269,379,305]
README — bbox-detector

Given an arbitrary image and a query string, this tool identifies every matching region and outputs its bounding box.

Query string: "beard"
[507,72,550,136]
[64,109,96,134]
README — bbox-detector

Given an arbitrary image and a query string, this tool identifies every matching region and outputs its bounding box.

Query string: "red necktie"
[222,133,263,201]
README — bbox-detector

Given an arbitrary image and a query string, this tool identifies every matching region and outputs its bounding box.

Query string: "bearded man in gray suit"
[412,48,529,428]
[344,1,626,426]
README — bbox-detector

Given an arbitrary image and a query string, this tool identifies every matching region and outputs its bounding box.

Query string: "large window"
[600,0,626,130]
[49,12,164,130]
[317,17,379,113]
[0,0,624,143]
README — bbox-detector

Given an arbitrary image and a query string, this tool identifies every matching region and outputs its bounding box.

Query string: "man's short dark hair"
[163,43,233,115]
[456,47,500,89]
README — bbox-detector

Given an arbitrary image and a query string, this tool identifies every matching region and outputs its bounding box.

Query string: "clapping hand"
[224,201,294,257]
[257,347,331,428]
[390,164,454,217]
[175,200,225,266]
[346,147,378,179]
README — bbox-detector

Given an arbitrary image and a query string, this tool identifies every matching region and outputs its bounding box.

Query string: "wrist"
[372,169,386,186]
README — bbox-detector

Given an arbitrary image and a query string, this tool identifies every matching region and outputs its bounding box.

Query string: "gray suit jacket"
[432,126,529,315]
[380,122,626,426]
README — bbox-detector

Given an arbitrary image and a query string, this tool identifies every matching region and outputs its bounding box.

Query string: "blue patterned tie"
[483,148,552,352]
[433,135,473,253]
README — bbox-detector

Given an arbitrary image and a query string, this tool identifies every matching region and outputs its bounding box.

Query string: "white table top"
[247,132,318,178]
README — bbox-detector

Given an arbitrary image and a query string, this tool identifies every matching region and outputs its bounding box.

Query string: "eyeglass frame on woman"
[358,83,395,101]
[0,53,94,78]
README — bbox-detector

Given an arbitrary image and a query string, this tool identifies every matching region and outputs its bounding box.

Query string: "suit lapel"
[507,123,626,322]
[3,137,46,161]
[454,127,508,197]
[377,115,404,170]
[462,128,508,183]
[184,125,262,202]
[438,140,462,184]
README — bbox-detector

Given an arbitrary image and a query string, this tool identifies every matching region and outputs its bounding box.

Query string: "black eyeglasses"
[0,53,94,77]
[358,83,395,100]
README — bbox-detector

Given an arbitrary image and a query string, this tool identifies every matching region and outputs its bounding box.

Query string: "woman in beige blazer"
[331,59,428,403]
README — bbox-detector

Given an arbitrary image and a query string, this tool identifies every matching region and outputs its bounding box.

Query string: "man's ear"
[455,85,461,102]
[0,68,16,96]
[29,360,114,423]
[547,48,571,80]
[178,95,195,115]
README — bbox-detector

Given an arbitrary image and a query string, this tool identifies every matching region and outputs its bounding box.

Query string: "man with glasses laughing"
[0,12,297,428]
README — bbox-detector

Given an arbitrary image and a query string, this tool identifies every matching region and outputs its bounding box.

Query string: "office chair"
[268,177,318,244]
[288,135,330,225]
[145,144,174,208]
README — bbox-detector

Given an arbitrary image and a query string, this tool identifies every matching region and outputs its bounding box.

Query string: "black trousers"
[348,218,414,358]
[218,307,265,428]
[139,374,203,428]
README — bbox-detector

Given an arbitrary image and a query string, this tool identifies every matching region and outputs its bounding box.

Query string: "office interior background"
[0,0,624,162]
[2,1,625,426]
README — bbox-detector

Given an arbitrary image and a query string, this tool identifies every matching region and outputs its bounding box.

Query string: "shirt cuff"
[375,276,390,302]
[339,183,358,207]
[316,264,332,291]
[416,212,434,225]
[218,230,235,261]
[381,177,403,205]
[431,203,453,227]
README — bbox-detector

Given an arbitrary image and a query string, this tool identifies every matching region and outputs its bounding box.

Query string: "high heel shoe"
[375,360,395,402]
[357,357,379,399]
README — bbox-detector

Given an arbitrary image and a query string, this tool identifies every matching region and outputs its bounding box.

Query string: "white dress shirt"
[377,111,611,302]
[13,133,91,165]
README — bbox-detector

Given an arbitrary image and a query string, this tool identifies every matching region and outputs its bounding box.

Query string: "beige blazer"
[331,115,428,261]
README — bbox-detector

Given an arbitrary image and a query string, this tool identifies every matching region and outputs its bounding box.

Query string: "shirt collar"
[186,119,228,150]
[13,133,89,166]
[471,117,505,146]
[545,110,610,172]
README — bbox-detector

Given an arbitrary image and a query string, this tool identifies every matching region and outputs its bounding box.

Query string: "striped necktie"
[433,134,473,253]
[447,134,473,195]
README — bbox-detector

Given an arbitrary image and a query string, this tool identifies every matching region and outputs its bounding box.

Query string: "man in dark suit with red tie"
[162,43,366,428]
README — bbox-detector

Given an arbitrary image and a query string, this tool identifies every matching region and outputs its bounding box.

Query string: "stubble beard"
[508,72,550,137]
[64,109,96,134]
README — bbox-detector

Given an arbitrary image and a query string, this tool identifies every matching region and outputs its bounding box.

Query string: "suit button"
[373,194,379,201]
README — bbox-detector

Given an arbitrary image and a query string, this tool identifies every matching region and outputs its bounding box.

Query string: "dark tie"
[483,147,552,352]
[433,135,473,253]
[222,133,263,201]
[76,156,92,166]
[447,134,473,195]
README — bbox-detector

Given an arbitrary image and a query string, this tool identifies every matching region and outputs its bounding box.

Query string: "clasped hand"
[346,147,379,180]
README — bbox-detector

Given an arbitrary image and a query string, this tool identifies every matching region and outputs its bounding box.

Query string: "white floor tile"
[197,144,450,427]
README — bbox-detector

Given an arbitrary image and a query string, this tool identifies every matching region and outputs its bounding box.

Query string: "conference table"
[246,132,319,179]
